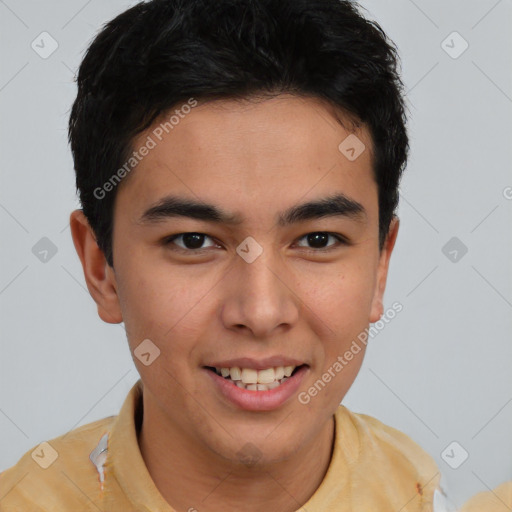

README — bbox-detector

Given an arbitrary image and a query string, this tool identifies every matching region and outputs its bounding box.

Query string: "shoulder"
[350,409,438,473]
[0,415,116,511]
[334,405,440,507]
[460,481,512,511]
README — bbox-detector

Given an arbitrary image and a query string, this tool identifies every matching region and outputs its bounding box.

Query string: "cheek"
[294,263,374,394]
[117,266,211,399]
[116,259,210,352]
[296,262,377,331]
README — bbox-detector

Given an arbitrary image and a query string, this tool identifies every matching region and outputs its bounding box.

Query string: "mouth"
[203,364,307,392]
[203,363,310,411]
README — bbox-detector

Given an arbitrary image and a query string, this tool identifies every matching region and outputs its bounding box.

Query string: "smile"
[205,365,304,391]
[203,364,309,411]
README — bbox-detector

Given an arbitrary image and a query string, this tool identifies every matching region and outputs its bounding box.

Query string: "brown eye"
[295,232,347,251]
[164,233,217,251]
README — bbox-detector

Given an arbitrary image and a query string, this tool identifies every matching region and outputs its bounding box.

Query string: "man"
[2,0,508,510]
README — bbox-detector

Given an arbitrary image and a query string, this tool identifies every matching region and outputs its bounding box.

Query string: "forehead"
[116,94,377,227]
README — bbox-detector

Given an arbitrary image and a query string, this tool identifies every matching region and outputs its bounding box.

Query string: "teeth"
[213,364,301,390]
[257,368,275,384]
[241,368,258,384]
[230,367,242,381]
[217,365,297,384]
[283,366,294,377]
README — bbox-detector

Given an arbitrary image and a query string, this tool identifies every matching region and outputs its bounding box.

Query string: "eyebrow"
[138,193,367,227]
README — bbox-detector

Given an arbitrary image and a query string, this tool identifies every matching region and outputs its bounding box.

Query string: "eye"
[163,232,219,252]
[295,232,348,251]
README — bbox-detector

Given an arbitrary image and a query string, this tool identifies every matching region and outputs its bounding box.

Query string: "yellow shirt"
[0,379,448,511]
[459,481,512,511]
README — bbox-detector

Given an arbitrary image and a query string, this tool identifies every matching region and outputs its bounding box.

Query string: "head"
[69,0,406,466]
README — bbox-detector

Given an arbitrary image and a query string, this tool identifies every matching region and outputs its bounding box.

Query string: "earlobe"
[69,209,123,324]
[369,216,400,324]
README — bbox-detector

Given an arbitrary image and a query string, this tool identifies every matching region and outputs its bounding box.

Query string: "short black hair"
[69,0,408,268]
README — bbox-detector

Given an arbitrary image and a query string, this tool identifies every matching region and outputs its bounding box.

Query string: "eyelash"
[162,232,349,254]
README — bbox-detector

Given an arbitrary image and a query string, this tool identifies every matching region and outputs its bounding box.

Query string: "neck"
[138,391,335,512]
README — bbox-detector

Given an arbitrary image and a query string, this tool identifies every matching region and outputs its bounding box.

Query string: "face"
[70,94,398,466]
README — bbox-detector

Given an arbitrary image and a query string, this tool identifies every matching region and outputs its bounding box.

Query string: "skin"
[70,94,399,512]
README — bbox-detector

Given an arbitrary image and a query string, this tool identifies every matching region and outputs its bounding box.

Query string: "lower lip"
[204,366,309,412]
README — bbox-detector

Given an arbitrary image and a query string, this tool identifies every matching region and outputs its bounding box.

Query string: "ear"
[369,216,400,323]
[69,209,123,324]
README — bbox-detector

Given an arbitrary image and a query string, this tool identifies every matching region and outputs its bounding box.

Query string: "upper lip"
[203,356,308,371]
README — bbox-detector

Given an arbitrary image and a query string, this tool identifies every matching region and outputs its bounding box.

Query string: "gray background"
[0,0,511,508]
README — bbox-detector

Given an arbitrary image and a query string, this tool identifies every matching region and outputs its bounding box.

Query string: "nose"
[220,247,301,339]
